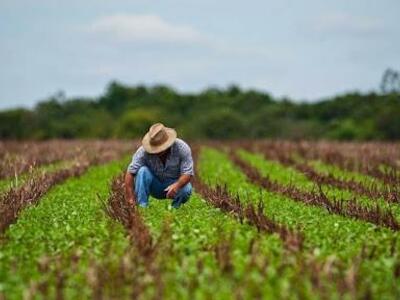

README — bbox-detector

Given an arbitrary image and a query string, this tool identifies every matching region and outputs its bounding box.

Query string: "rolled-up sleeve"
[127,147,146,175]
[179,142,194,176]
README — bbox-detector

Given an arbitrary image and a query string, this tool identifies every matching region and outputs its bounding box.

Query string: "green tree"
[0,109,34,139]
[114,108,162,138]
[197,108,246,139]
[375,105,400,139]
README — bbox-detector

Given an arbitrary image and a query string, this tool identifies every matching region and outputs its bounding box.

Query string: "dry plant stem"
[106,174,155,260]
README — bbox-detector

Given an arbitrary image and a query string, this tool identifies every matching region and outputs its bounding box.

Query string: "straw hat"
[142,123,177,154]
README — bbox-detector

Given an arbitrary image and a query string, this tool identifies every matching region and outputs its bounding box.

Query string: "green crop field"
[0,140,399,299]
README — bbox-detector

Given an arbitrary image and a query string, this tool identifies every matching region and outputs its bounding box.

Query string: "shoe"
[138,202,148,208]
[171,201,180,209]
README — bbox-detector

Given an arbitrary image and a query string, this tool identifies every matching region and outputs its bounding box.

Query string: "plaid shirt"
[127,138,194,182]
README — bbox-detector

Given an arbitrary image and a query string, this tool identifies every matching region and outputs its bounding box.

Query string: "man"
[125,123,194,208]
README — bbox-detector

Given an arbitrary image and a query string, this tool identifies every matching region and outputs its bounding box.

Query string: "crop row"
[228,140,400,187]
[0,158,131,299]
[191,146,303,250]
[199,147,400,298]
[235,148,400,225]
[243,141,400,204]
[294,160,399,204]
[1,142,400,299]
[0,142,132,234]
[229,149,400,230]
[104,168,373,299]
[0,140,133,180]
[0,160,71,194]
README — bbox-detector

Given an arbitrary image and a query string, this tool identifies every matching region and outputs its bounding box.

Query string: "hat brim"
[142,128,177,154]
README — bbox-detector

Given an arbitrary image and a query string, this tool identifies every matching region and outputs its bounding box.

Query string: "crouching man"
[125,123,194,208]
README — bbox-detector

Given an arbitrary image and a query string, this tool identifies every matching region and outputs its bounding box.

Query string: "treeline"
[1,81,399,140]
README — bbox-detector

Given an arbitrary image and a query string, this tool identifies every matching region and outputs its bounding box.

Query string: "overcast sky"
[0,0,399,109]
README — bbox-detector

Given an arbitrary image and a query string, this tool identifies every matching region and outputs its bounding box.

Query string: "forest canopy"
[1,71,400,140]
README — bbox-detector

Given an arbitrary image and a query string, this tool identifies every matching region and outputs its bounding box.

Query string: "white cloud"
[313,12,385,37]
[85,13,276,61]
[87,14,204,44]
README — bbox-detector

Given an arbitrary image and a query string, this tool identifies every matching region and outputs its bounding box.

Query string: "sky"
[0,0,399,109]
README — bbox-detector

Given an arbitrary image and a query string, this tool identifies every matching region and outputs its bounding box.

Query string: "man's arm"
[125,146,146,205]
[164,174,192,199]
[124,171,135,205]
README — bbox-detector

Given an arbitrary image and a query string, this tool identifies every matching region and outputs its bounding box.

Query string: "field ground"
[0,140,399,299]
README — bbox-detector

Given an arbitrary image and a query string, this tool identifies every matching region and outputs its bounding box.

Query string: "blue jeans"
[135,166,192,208]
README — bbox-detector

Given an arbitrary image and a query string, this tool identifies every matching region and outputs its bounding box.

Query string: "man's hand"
[164,182,180,199]
[165,174,192,199]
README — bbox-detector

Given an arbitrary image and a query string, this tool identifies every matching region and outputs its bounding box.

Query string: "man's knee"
[135,166,154,191]
[136,166,152,179]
